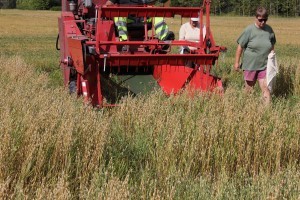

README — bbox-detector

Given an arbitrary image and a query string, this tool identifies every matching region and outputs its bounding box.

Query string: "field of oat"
[0,9,299,199]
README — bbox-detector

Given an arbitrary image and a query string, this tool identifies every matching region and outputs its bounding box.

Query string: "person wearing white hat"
[179,17,206,54]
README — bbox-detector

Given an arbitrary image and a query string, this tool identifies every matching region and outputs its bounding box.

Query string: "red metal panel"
[97,20,118,53]
[83,65,102,106]
[68,37,85,74]
[77,60,103,106]
[58,12,85,85]
[94,0,106,6]
[61,12,76,21]
[100,6,202,18]
[153,65,222,95]
[93,40,207,48]
[190,70,218,91]
[153,65,194,95]
[63,21,84,37]
[100,54,216,67]
[58,16,70,86]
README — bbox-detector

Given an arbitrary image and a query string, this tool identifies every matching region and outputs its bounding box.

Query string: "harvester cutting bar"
[99,6,202,18]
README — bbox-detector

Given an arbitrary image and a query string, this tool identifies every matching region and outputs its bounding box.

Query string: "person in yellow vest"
[105,0,174,51]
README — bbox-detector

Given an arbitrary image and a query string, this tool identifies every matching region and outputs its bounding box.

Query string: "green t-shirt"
[237,24,276,71]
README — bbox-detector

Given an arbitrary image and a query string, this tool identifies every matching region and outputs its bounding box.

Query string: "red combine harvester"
[58,0,226,107]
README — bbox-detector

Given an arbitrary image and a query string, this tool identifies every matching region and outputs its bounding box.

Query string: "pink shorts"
[243,69,266,81]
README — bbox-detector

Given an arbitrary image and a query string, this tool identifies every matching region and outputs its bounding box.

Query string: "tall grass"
[1,56,299,199]
[0,56,110,198]
[0,9,61,87]
[0,10,300,199]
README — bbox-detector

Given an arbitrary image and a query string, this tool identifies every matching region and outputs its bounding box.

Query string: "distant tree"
[16,0,55,9]
[211,0,230,15]
[297,0,300,16]
[3,0,298,16]
[290,0,300,16]
[0,0,16,8]
[171,0,200,7]
[8,0,17,8]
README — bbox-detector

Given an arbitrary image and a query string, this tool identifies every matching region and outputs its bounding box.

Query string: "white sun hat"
[190,17,199,21]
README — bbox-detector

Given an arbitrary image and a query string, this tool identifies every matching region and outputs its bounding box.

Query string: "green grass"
[0,10,300,199]
[0,9,62,88]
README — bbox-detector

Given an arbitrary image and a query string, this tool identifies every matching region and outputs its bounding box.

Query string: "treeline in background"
[171,0,300,17]
[1,0,300,17]
[0,0,60,10]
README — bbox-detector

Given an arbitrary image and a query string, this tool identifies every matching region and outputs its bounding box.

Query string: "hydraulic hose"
[56,34,60,50]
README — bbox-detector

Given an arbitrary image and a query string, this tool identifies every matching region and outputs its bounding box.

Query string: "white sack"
[267,51,278,93]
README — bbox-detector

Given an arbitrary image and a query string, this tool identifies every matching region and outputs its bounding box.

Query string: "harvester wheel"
[69,68,77,94]
[69,80,77,94]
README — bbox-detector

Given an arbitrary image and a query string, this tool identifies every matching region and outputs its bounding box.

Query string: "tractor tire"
[69,80,77,94]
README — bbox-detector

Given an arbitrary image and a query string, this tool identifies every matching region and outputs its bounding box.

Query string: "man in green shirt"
[234,6,276,104]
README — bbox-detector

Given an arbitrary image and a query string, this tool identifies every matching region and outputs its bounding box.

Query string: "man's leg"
[244,69,271,104]
[114,17,128,41]
[257,69,271,104]
[114,17,131,51]
[258,78,271,104]
[153,17,174,41]
[244,70,256,93]
[153,17,174,50]
[244,80,256,93]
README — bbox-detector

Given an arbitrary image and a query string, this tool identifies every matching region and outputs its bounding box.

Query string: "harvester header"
[57,0,226,107]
